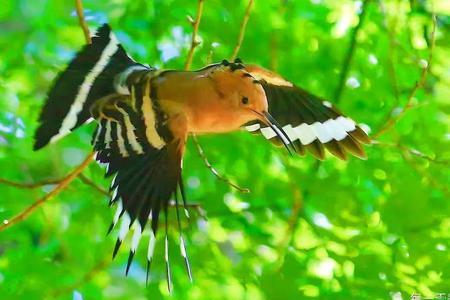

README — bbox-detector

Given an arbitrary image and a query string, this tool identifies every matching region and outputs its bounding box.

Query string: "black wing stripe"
[139,79,169,148]
[116,107,144,155]
[116,98,152,152]
[34,25,117,149]
[246,75,370,159]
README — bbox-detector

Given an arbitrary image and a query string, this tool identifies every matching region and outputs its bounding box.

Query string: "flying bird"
[34,24,370,289]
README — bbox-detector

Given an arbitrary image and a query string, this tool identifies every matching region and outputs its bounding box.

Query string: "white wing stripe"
[118,213,131,241]
[294,123,316,145]
[117,107,144,154]
[104,121,112,148]
[282,124,298,142]
[147,230,156,261]
[141,84,166,149]
[116,122,129,157]
[180,236,187,258]
[260,127,277,139]
[324,119,348,141]
[312,121,333,143]
[112,200,123,227]
[114,65,149,95]
[50,32,119,143]
[245,124,261,132]
[255,116,359,144]
[336,116,356,132]
[131,223,143,252]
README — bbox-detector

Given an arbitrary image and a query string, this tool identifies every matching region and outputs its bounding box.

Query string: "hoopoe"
[34,24,370,289]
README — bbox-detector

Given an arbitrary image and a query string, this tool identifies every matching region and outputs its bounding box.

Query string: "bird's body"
[109,64,268,137]
[34,24,370,289]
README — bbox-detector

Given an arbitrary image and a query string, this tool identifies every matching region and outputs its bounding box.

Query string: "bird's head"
[207,60,268,125]
[205,59,295,153]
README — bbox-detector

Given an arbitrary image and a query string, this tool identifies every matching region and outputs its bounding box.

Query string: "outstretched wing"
[92,74,191,289]
[244,65,370,160]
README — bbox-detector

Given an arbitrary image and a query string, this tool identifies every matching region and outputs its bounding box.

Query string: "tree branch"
[0,153,95,232]
[374,1,402,132]
[184,0,204,70]
[399,147,450,198]
[75,0,91,44]
[333,0,370,104]
[191,135,250,193]
[0,4,96,232]
[373,13,437,138]
[184,0,250,193]
[50,258,110,298]
[372,140,449,166]
[0,177,63,189]
[276,157,305,267]
[230,0,254,61]
[78,173,109,196]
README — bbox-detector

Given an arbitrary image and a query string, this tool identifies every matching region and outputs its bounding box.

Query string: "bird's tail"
[34,24,147,150]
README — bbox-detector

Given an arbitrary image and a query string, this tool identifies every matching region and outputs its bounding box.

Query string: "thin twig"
[0,173,109,196]
[83,173,206,210]
[373,140,449,166]
[50,258,110,298]
[75,0,91,44]
[192,135,250,193]
[276,158,304,267]
[373,14,437,138]
[0,3,95,231]
[0,177,63,189]
[379,0,400,106]
[184,0,250,193]
[78,173,109,196]
[333,0,370,103]
[399,148,450,198]
[0,153,95,232]
[309,0,371,173]
[184,0,204,70]
[230,0,255,61]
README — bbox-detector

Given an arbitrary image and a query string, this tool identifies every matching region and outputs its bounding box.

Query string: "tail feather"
[34,23,146,150]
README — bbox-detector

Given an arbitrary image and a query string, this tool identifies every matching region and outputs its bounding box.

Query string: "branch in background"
[75,0,91,44]
[184,0,251,193]
[333,0,370,104]
[378,0,400,108]
[77,174,204,210]
[230,0,255,61]
[400,148,450,198]
[309,1,371,173]
[0,173,108,196]
[0,153,95,232]
[78,173,109,196]
[373,140,449,166]
[191,135,250,193]
[275,0,371,254]
[50,258,110,298]
[275,128,303,244]
[0,177,63,189]
[0,2,96,233]
[184,0,204,70]
[373,14,437,138]
[277,158,305,267]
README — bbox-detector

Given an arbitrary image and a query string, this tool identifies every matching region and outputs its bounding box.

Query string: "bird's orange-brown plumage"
[33,24,370,290]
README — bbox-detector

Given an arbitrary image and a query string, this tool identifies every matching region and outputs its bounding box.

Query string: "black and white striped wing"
[34,24,148,150]
[92,78,191,289]
[245,65,370,160]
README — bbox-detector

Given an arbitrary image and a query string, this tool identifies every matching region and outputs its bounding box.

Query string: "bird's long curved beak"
[251,109,295,155]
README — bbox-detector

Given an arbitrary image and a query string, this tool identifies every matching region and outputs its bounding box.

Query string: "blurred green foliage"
[0,0,449,299]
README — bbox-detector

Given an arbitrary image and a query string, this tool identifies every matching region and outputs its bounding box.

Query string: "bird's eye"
[241,97,249,105]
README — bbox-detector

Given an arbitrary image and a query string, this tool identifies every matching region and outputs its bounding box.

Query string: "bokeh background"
[0,0,449,299]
